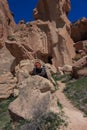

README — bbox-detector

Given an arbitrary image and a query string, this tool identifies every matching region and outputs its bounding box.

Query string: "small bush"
[52,74,66,82]
[52,74,72,83]
[57,100,63,110]
[38,112,65,130]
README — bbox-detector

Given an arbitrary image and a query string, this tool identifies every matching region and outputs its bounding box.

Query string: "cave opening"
[48,55,52,64]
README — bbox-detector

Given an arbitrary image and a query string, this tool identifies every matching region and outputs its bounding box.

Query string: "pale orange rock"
[4,0,75,69]
[0,0,15,48]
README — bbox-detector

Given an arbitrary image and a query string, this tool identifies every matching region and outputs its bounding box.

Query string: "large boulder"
[9,88,51,120]
[8,71,57,121]
[72,56,87,78]
[18,75,55,93]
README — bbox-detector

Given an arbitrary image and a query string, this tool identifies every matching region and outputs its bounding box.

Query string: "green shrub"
[57,100,63,110]
[37,112,65,130]
[52,74,66,82]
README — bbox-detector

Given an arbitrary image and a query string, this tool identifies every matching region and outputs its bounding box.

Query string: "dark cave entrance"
[48,55,52,64]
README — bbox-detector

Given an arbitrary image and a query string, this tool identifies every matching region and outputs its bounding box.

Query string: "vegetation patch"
[36,112,66,130]
[0,97,16,129]
[52,73,71,83]
[57,100,63,110]
[52,74,66,82]
[2,112,67,130]
[64,76,87,115]
[2,119,30,130]
[20,112,66,130]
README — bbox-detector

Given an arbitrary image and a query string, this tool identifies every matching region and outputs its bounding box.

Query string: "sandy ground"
[55,81,87,130]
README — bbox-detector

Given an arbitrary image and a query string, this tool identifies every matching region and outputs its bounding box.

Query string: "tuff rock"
[72,56,87,78]
[0,0,15,48]
[5,0,75,67]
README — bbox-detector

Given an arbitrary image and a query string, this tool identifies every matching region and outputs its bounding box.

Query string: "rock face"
[0,0,16,100]
[71,18,87,42]
[0,47,16,99]
[5,0,75,67]
[0,46,15,75]
[0,72,17,99]
[0,0,15,48]
[33,0,71,28]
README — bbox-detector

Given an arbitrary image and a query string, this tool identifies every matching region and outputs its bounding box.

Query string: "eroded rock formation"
[5,0,75,67]
[0,0,15,48]
[33,0,71,28]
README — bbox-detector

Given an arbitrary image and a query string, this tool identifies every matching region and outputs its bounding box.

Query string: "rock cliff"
[5,0,75,67]
[0,0,15,48]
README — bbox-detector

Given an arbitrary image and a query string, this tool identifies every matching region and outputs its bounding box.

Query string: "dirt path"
[55,81,87,130]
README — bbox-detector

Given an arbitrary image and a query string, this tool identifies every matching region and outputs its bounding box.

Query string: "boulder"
[9,86,51,120]
[18,75,55,93]
[62,65,72,72]
[72,56,87,78]
[58,64,72,75]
